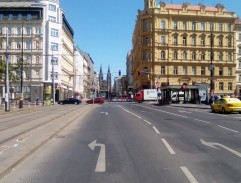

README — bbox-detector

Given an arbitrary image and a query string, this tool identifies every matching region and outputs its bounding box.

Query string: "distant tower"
[144,0,156,9]
[107,65,112,93]
[99,65,104,90]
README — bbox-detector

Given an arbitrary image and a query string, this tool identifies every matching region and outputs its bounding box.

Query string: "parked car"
[211,96,241,113]
[86,97,104,104]
[58,98,81,105]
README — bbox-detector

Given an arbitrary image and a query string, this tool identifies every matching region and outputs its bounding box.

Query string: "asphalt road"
[0,102,241,183]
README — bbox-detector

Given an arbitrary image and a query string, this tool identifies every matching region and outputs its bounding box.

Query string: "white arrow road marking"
[180,166,199,183]
[100,112,108,115]
[88,140,106,172]
[201,139,241,158]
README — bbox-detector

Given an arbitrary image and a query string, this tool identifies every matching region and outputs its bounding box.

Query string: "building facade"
[235,19,241,96]
[0,0,76,104]
[132,1,237,96]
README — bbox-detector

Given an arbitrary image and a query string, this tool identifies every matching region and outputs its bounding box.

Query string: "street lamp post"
[19,20,24,108]
[5,33,10,111]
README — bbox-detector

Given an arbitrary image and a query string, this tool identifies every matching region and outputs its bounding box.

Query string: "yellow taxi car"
[211,96,241,113]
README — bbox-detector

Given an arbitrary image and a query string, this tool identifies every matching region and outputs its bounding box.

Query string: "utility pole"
[19,20,24,108]
[5,33,10,111]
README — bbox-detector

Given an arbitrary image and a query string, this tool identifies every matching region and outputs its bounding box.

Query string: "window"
[49,4,57,11]
[182,67,187,75]
[143,22,149,31]
[192,52,196,60]
[161,36,165,44]
[201,22,205,31]
[239,75,241,82]
[173,21,177,30]
[0,27,2,35]
[160,20,165,29]
[218,52,223,61]
[228,68,232,76]
[192,67,196,75]
[17,42,21,49]
[161,66,165,75]
[191,37,196,45]
[51,57,58,65]
[239,47,241,54]
[173,36,178,45]
[143,50,149,60]
[219,68,223,76]
[228,37,232,47]
[201,52,205,60]
[182,51,187,60]
[239,34,241,41]
[36,56,40,64]
[173,51,178,60]
[35,27,41,34]
[183,22,187,30]
[161,51,165,59]
[218,23,222,32]
[18,14,22,20]
[51,42,58,51]
[239,60,241,68]
[0,14,3,20]
[183,36,187,45]
[219,37,223,46]
[26,27,31,35]
[201,37,205,46]
[210,23,214,31]
[173,67,178,75]
[36,41,40,49]
[8,27,12,35]
[228,82,232,90]
[227,52,232,61]
[192,22,196,31]
[51,72,58,80]
[26,40,31,49]
[49,16,56,23]
[219,82,224,90]
[17,27,21,35]
[227,24,232,32]
[8,14,13,20]
[27,14,31,20]
[51,28,59,37]
[201,67,205,75]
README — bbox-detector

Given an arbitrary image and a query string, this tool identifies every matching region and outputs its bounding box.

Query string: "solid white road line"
[144,120,152,125]
[152,126,160,134]
[180,166,199,183]
[161,138,176,155]
[194,119,210,124]
[217,125,239,133]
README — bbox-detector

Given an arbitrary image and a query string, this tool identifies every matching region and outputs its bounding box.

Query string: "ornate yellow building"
[132,1,237,96]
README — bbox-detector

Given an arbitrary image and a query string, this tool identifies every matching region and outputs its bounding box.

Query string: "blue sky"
[60,0,240,77]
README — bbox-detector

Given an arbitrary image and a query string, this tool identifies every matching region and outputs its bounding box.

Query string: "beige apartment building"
[132,1,237,97]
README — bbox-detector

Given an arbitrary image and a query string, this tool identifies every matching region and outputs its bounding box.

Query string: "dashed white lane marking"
[152,126,160,134]
[118,106,142,119]
[161,138,176,155]
[144,120,152,125]
[180,166,199,183]
[217,125,239,133]
[194,119,210,124]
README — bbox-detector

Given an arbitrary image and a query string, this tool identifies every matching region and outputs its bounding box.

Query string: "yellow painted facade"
[132,1,237,95]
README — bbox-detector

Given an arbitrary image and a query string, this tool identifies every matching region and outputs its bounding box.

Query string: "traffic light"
[119,70,121,76]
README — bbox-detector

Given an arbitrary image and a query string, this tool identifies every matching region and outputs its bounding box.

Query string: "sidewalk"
[170,103,211,109]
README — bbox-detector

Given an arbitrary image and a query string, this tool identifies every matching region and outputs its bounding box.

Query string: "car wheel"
[211,106,215,113]
[222,107,226,114]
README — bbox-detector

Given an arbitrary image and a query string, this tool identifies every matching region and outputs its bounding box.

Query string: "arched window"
[161,51,165,59]
[173,51,178,60]
[192,52,196,60]
[182,51,187,60]
[200,52,205,60]
[218,52,223,61]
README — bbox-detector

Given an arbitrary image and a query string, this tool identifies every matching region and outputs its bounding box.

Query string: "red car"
[86,97,105,104]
